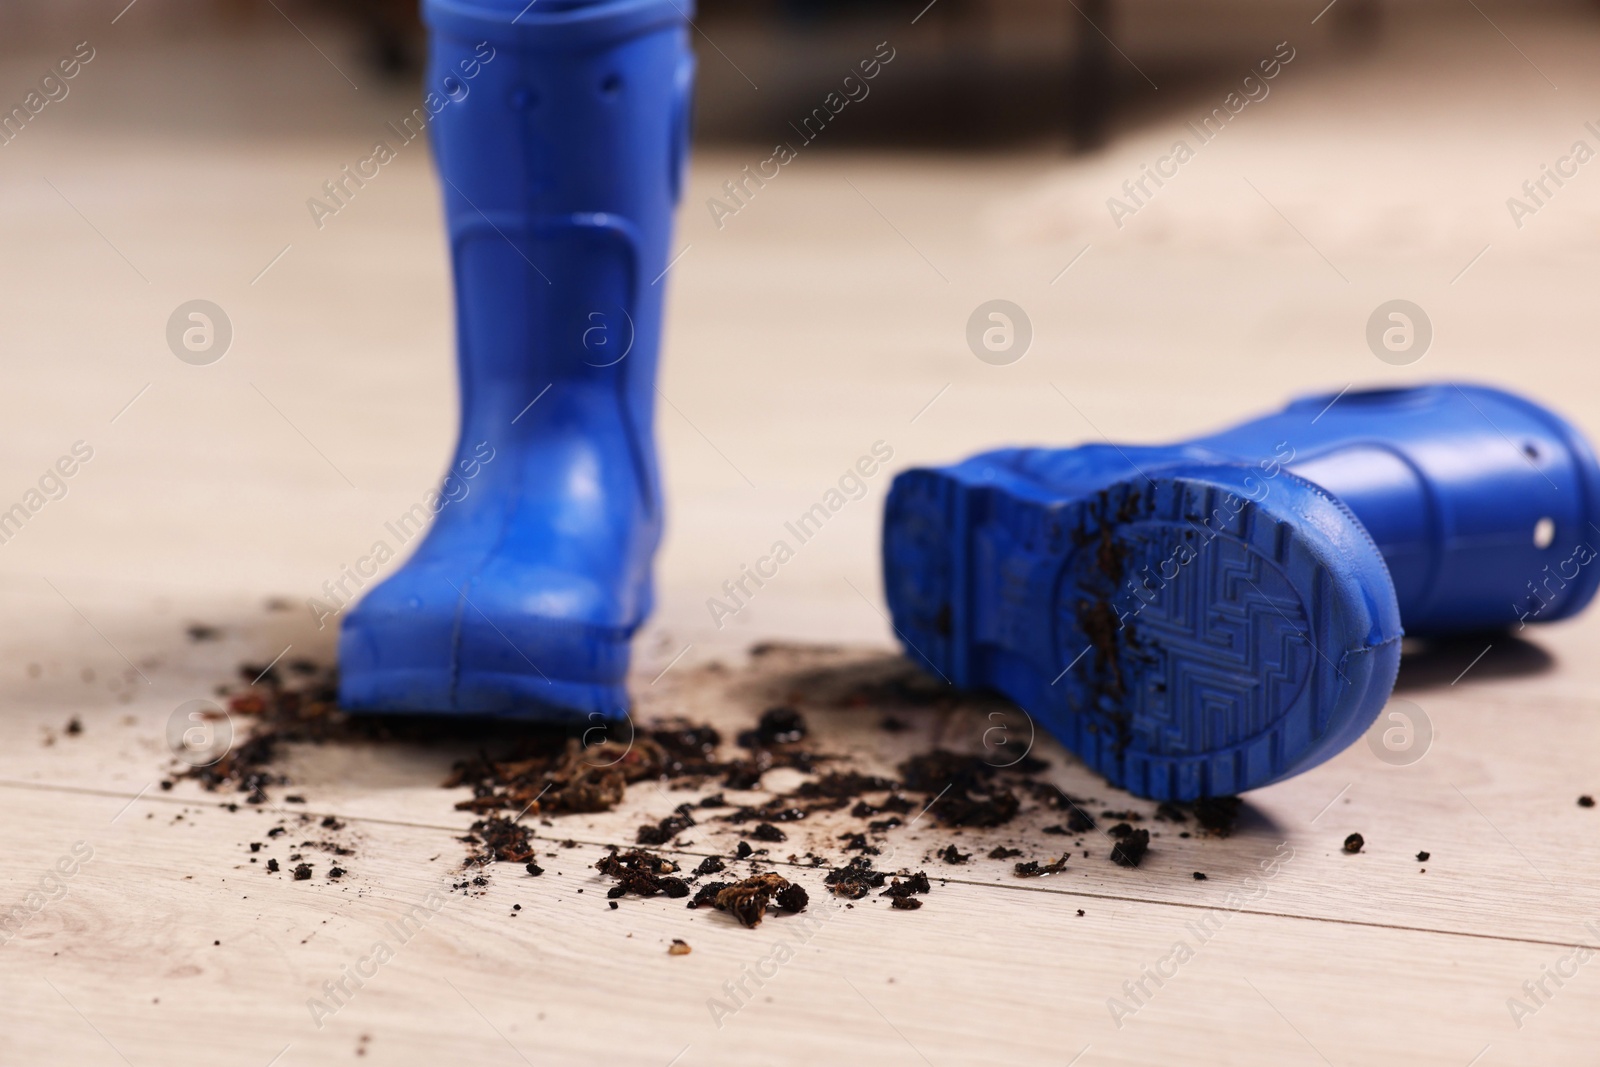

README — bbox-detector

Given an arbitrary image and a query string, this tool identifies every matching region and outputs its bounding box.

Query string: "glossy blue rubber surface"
[883,384,1600,799]
[339,0,693,720]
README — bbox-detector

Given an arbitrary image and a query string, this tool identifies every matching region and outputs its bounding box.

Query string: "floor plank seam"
[6,777,1591,954]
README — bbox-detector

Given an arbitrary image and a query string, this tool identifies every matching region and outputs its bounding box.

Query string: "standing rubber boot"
[339,0,695,721]
[883,384,1600,799]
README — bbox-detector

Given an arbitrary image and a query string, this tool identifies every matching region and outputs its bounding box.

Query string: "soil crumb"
[1110,830,1150,868]
[595,849,689,901]
[710,873,808,928]
[1014,854,1070,877]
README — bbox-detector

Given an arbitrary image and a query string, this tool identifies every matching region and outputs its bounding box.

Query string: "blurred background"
[2,0,1598,670]
[3,0,1557,147]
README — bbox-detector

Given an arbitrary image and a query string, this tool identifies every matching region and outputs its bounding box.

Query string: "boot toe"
[339,557,636,720]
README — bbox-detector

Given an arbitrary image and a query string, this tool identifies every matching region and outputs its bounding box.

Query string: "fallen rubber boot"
[883,384,1600,799]
[339,0,695,720]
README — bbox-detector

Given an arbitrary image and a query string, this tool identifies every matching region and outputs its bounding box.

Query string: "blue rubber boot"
[883,384,1600,799]
[339,0,694,721]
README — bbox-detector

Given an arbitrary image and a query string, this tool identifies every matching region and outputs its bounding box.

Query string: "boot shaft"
[1196,384,1600,632]
[421,0,694,523]
[424,0,693,221]
[978,384,1600,633]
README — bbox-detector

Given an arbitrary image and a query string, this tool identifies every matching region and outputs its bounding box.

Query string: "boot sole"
[883,463,1402,800]
[339,667,630,723]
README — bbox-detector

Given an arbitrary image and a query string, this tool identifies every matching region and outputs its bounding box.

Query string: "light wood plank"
[2,785,1596,1066]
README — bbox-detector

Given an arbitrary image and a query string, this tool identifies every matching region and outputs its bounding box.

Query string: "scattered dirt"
[1343,833,1365,854]
[1191,796,1243,837]
[465,817,538,866]
[927,789,1021,829]
[636,805,696,846]
[1014,854,1070,877]
[669,939,691,956]
[172,645,1264,933]
[1580,796,1595,808]
[1415,851,1430,862]
[1155,802,1187,823]
[773,881,810,911]
[899,751,1022,828]
[740,706,807,747]
[595,849,689,901]
[838,831,878,854]
[707,872,807,928]
[880,871,931,904]
[1110,830,1150,868]
[689,881,729,909]
[823,856,890,900]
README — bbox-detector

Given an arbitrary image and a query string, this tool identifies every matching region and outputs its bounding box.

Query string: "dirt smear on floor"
[168,643,1250,926]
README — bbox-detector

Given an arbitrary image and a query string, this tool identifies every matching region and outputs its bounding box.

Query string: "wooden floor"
[4,6,1600,1064]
